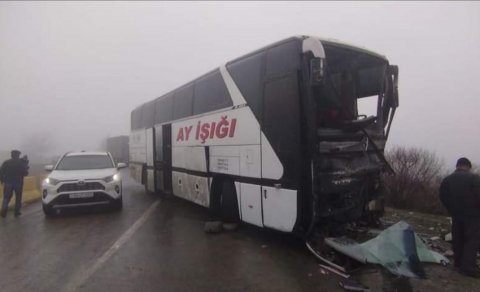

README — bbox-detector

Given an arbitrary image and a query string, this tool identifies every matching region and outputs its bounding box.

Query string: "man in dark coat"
[440,157,480,277]
[0,150,29,217]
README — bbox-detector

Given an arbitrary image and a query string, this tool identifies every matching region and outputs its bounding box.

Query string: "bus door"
[146,128,155,192]
[154,124,172,194]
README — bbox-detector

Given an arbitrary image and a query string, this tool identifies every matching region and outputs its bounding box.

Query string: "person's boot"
[0,209,6,218]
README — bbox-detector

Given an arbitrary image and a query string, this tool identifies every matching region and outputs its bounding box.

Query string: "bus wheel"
[142,164,152,195]
[144,184,153,196]
[220,181,240,225]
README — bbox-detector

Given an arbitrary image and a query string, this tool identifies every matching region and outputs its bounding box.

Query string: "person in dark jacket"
[0,150,29,217]
[440,157,480,277]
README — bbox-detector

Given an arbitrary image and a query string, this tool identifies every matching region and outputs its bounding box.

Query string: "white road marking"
[63,200,160,292]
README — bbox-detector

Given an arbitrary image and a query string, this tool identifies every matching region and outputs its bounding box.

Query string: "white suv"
[42,151,126,216]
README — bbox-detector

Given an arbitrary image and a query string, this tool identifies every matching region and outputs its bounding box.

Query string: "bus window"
[173,83,194,120]
[356,66,384,98]
[155,126,163,161]
[357,96,378,118]
[141,100,155,129]
[193,70,231,115]
[263,74,300,182]
[155,93,173,124]
[131,106,142,130]
[265,41,299,79]
[227,51,265,121]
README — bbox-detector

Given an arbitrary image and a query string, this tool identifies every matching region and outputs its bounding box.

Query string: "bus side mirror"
[310,58,325,86]
[390,65,399,108]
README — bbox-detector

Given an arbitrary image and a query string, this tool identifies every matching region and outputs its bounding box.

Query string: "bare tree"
[384,146,447,214]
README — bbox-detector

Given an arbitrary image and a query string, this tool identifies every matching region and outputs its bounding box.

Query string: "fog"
[1,2,479,167]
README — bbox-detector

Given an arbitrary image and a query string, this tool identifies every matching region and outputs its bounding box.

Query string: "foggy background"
[1,1,479,168]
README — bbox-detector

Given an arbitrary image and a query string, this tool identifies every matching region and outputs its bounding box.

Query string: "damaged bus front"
[302,38,399,238]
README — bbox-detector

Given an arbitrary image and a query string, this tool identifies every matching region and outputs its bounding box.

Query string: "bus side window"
[141,100,156,129]
[193,70,231,115]
[155,126,163,161]
[131,106,143,130]
[155,93,173,124]
[173,83,194,120]
[263,74,300,182]
[226,51,266,121]
[265,40,299,80]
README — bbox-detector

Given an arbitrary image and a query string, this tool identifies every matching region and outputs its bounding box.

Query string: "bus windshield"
[317,43,397,135]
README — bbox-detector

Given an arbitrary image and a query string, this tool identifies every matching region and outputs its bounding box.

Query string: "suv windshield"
[56,155,114,170]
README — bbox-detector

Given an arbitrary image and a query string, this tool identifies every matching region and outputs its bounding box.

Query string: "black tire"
[144,184,154,196]
[42,204,55,217]
[112,196,123,211]
[220,181,240,224]
[142,164,153,195]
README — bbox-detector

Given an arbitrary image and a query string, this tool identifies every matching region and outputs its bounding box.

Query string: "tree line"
[382,146,471,215]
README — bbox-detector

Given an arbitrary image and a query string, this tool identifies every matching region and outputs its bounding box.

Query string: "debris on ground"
[325,221,449,278]
[318,264,350,278]
[319,267,330,275]
[222,223,238,231]
[444,232,452,242]
[204,221,223,233]
[204,221,239,233]
[339,278,370,292]
[444,250,454,257]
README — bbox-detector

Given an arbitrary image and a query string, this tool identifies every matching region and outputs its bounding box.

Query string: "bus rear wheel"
[220,181,240,224]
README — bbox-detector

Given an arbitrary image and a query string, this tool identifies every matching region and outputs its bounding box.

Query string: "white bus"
[129,36,399,236]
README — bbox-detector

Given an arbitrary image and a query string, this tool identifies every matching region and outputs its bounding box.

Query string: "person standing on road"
[439,157,480,278]
[0,150,29,218]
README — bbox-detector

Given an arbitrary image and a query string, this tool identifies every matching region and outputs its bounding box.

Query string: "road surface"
[0,175,354,292]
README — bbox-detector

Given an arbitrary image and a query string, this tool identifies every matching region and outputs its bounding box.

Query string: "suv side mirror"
[44,165,54,172]
[117,163,127,169]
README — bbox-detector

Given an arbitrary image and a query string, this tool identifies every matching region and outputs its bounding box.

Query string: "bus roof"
[132,36,389,113]
[226,35,387,65]
[317,37,387,61]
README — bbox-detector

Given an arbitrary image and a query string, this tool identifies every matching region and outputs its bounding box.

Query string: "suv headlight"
[104,174,120,183]
[45,177,60,185]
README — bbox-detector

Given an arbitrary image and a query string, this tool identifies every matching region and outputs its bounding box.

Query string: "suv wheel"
[42,204,55,217]
[112,196,123,211]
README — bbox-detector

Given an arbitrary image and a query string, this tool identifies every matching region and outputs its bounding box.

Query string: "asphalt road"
[0,175,357,292]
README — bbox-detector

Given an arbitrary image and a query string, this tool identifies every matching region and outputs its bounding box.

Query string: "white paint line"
[63,200,160,292]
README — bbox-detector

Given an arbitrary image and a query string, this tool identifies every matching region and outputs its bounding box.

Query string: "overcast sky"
[1,1,479,166]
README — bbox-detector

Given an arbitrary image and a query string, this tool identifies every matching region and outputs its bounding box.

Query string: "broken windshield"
[317,42,396,134]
